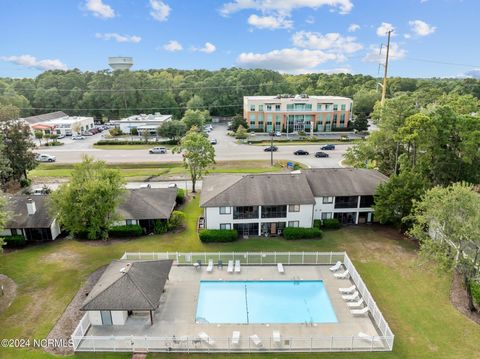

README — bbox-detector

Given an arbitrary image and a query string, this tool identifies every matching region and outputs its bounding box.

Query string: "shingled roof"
[304,168,388,197]
[117,188,177,220]
[81,260,173,311]
[21,111,67,125]
[200,173,316,207]
[5,195,54,229]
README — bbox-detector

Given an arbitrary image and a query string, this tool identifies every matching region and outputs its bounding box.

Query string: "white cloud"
[305,16,315,24]
[348,23,360,32]
[163,40,183,52]
[376,22,395,36]
[362,43,406,63]
[0,55,68,71]
[288,67,352,75]
[95,33,142,43]
[464,69,480,79]
[149,0,171,22]
[193,42,217,53]
[404,33,411,39]
[237,48,343,73]
[84,0,115,19]
[292,31,363,54]
[247,14,293,29]
[409,20,436,36]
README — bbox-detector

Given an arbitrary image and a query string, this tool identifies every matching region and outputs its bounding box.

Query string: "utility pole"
[380,30,392,106]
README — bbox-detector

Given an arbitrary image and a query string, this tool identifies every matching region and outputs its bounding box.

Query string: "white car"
[210,139,217,145]
[57,134,66,139]
[275,131,282,137]
[36,154,56,162]
[168,183,177,188]
[72,135,85,140]
[149,147,167,154]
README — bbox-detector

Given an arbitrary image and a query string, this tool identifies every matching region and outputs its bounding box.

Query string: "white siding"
[111,311,128,325]
[88,311,102,326]
[313,198,335,220]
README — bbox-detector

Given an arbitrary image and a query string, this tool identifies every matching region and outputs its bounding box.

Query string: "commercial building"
[25,113,95,136]
[243,94,353,133]
[111,113,172,134]
[200,168,387,236]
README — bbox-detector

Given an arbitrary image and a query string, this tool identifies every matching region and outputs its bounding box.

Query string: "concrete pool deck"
[77,264,389,352]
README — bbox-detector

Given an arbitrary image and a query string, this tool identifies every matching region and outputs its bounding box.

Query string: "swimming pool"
[195,280,338,324]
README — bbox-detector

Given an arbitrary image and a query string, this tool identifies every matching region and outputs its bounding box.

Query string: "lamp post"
[270,131,274,166]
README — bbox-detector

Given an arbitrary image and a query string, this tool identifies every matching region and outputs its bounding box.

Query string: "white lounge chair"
[198,331,215,345]
[272,330,281,344]
[329,261,342,272]
[227,260,234,273]
[277,263,284,273]
[347,298,364,308]
[231,331,240,345]
[206,259,214,273]
[357,332,381,343]
[334,269,349,279]
[351,307,370,316]
[234,260,241,273]
[339,285,356,294]
[342,291,359,301]
[250,334,262,347]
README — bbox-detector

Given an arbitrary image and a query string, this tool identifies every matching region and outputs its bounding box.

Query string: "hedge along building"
[200,169,388,236]
[243,94,353,133]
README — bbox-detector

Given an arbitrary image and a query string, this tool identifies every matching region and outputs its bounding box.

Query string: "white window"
[220,223,231,230]
[126,219,134,225]
[321,212,332,220]
[288,221,299,228]
[289,204,300,212]
[250,105,256,111]
[323,196,333,204]
[219,206,231,214]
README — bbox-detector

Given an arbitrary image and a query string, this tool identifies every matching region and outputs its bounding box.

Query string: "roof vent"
[119,263,132,273]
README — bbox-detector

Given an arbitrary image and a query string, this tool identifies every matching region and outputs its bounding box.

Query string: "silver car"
[36,154,56,162]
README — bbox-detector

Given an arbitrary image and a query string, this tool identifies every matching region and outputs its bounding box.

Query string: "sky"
[1,0,479,79]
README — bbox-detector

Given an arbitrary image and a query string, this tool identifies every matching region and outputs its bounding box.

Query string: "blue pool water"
[195,280,338,324]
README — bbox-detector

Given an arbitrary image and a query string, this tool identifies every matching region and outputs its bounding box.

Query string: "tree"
[186,94,205,110]
[0,105,37,184]
[0,134,12,187]
[352,89,379,131]
[156,120,187,142]
[50,156,125,240]
[235,125,248,139]
[130,128,138,136]
[141,130,150,143]
[173,127,215,193]
[0,193,9,254]
[229,114,248,132]
[409,183,480,311]
[182,109,208,130]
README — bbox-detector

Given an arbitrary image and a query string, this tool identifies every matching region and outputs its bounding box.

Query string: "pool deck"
[78,264,388,352]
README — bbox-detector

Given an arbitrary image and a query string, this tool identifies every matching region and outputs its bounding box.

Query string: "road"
[36,124,350,168]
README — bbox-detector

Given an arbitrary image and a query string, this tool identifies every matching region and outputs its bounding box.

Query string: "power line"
[17,104,244,111]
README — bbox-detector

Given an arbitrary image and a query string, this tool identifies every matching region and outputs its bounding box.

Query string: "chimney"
[26,198,36,215]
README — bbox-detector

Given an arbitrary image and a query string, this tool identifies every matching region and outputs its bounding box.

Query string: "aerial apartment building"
[243,94,353,133]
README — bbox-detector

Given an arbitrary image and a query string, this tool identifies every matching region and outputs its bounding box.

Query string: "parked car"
[36,154,56,162]
[294,149,309,155]
[275,131,282,137]
[264,146,278,152]
[57,134,66,139]
[168,183,177,188]
[72,135,85,140]
[320,144,336,150]
[210,138,217,145]
[82,132,93,136]
[149,147,167,154]
[315,151,329,158]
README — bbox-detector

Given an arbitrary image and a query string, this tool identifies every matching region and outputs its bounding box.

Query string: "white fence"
[72,251,394,353]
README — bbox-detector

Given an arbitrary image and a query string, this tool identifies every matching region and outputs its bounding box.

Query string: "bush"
[95,139,177,146]
[283,227,323,240]
[109,127,123,136]
[176,188,186,204]
[470,280,480,306]
[322,218,341,229]
[199,229,238,242]
[20,178,31,188]
[44,141,64,146]
[108,224,143,237]
[168,211,186,229]
[313,219,322,229]
[3,235,27,248]
[154,219,169,234]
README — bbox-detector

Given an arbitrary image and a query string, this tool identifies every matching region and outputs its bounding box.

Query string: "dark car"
[264,146,278,152]
[320,144,335,150]
[315,151,329,158]
[294,149,309,155]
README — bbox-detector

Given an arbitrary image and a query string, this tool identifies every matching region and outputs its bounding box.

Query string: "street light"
[269,131,274,166]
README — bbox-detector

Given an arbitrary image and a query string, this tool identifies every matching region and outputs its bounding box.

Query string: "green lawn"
[93,144,173,150]
[0,197,479,358]
[29,161,288,179]
[247,139,363,146]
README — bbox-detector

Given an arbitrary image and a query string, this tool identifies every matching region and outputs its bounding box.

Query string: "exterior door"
[100,310,113,325]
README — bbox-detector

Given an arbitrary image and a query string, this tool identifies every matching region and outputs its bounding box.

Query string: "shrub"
[19,178,31,188]
[154,220,169,234]
[322,218,341,229]
[44,141,64,146]
[283,227,323,240]
[95,139,177,146]
[109,127,123,136]
[176,188,186,204]
[168,211,186,229]
[313,219,322,229]
[108,224,143,237]
[470,280,480,306]
[3,235,27,248]
[199,229,238,242]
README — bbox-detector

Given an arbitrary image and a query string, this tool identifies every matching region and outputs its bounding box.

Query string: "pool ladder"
[292,276,301,285]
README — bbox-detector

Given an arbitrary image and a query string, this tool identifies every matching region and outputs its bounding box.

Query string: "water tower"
[108,57,133,71]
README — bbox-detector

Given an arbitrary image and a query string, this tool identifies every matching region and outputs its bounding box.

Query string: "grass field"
[0,196,479,358]
[248,139,363,146]
[93,144,174,150]
[29,160,290,179]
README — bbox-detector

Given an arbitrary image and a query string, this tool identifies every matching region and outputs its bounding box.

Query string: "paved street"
[35,124,350,168]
